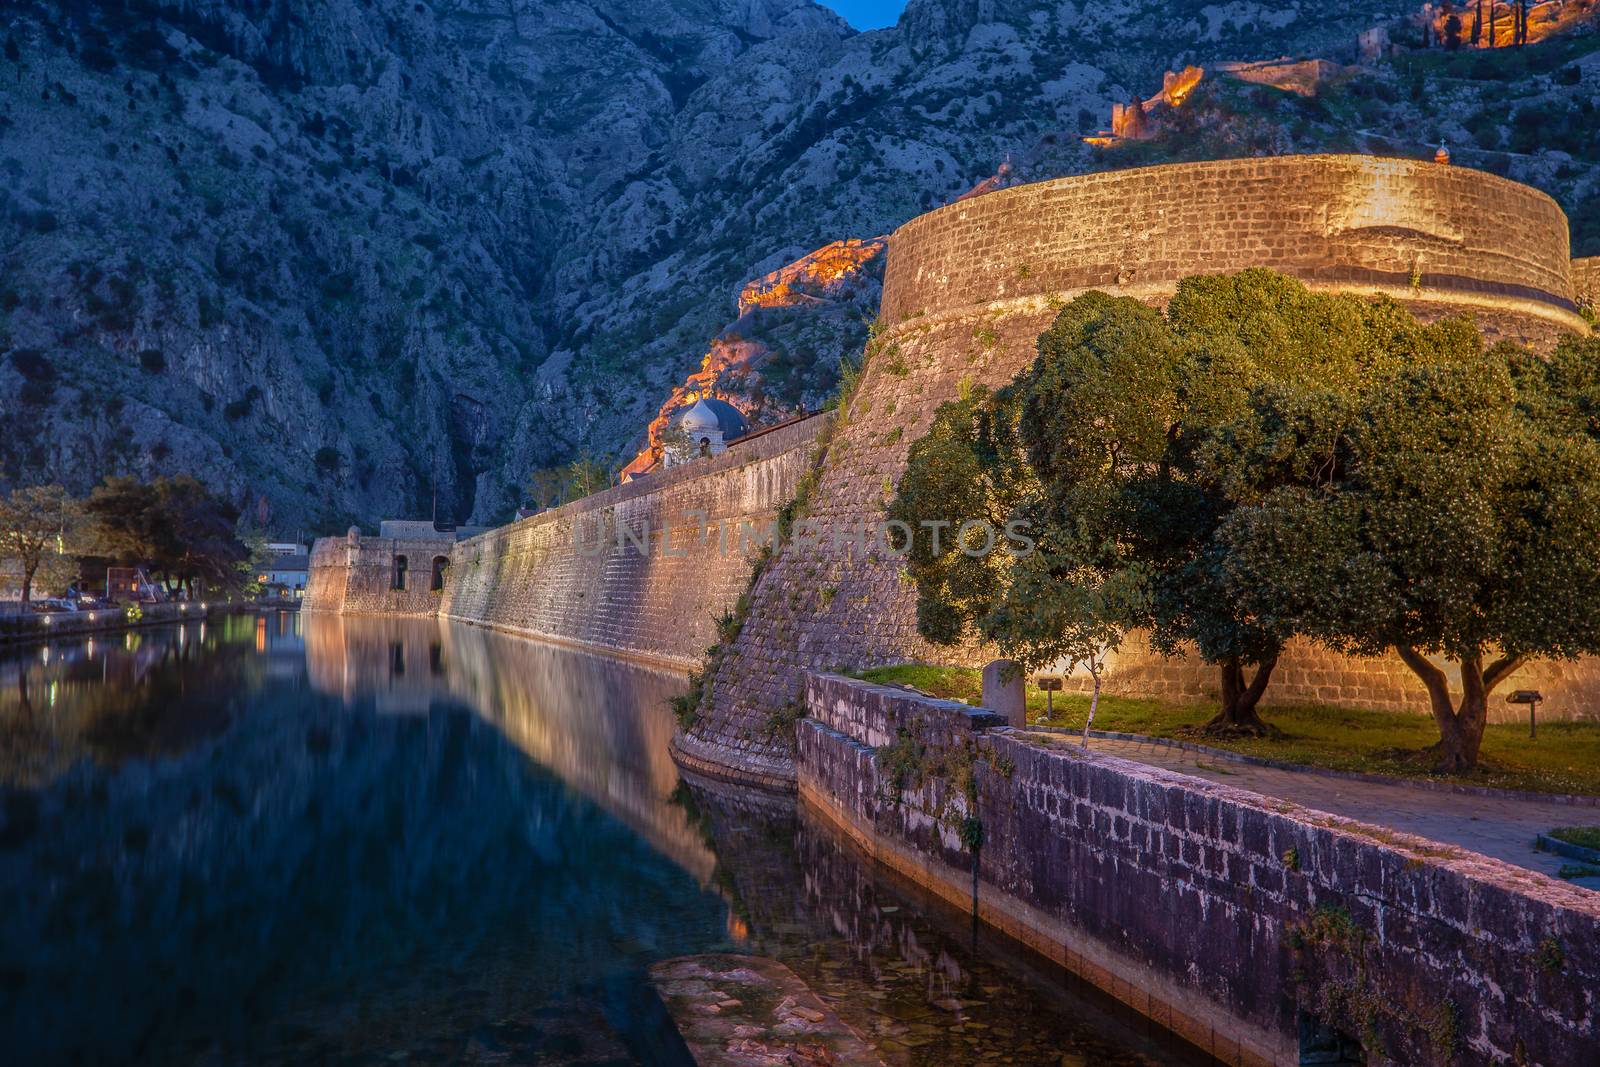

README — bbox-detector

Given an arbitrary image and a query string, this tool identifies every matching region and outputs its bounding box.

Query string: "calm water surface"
[0,613,1205,1066]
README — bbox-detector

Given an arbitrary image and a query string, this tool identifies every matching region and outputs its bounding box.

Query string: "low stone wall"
[440,414,827,667]
[1051,632,1600,724]
[798,674,1600,1067]
[0,601,229,644]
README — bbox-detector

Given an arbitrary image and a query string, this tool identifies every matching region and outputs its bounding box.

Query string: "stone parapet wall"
[689,158,1595,786]
[798,674,1600,1067]
[440,414,827,667]
[881,155,1585,346]
[301,539,350,613]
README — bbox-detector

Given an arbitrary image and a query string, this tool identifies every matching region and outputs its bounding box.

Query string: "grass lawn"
[853,664,1600,797]
[1550,826,1600,852]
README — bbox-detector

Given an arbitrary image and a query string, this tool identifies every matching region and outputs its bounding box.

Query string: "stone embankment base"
[0,602,231,646]
[797,673,1600,1067]
[669,731,796,793]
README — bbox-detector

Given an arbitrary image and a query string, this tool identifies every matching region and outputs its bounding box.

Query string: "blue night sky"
[825,0,908,30]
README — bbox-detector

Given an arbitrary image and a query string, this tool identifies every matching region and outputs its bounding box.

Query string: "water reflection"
[676,776,1205,1067]
[0,615,1201,1066]
[301,614,714,882]
[0,615,722,1065]
[0,614,297,788]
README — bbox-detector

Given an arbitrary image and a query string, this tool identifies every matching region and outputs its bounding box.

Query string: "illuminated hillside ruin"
[621,239,885,480]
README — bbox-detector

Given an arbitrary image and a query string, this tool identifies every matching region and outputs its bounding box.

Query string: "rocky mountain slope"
[1,0,1592,530]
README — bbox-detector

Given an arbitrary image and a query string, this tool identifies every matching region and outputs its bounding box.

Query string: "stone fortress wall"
[682,155,1598,786]
[798,674,1600,1067]
[879,154,1585,343]
[438,414,827,668]
[1575,255,1600,309]
[303,520,459,617]
[306,415,827,669]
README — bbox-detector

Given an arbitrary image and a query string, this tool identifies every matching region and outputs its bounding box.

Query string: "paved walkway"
[1081,735,1600,892]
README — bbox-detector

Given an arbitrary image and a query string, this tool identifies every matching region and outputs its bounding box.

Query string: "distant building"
[260,554,310,598]
[264,541,309,557]
[107,566,165,603]
[663,397,749,469]
[0,558,22,604]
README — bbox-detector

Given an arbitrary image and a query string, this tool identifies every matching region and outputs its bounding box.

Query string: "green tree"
[87,476,248,598]
[0,484,85,607]
[526,467,566,510]
[526,454,613,509]
[893,282,1286,733]
[564,454,612,498]
[1213,328,1600,771]
[894,269,1575,741]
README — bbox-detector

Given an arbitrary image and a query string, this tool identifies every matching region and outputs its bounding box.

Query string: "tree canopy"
[0,484,87,606]
[1212,315,1600,769]
[86,476,249,595]
[526,455,613,510]
[891,269,1600,768]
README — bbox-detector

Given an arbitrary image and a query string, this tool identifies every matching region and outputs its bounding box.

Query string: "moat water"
[0,613,1206,1066]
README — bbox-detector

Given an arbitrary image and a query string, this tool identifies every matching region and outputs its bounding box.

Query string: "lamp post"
[1507,690,1543,739]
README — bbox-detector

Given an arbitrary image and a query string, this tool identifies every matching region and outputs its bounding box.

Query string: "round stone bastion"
[684,156,1597,787]
[880,153,1589,347]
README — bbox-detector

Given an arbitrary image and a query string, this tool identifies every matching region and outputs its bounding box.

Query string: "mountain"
[1,0,1593,531]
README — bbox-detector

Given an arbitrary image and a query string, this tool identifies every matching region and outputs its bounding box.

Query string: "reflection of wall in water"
[0,674,722,1066]
[302,613,715,882]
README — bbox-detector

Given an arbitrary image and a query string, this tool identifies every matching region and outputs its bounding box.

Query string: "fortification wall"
[1576,256,1600,310]
[440,414,826,668]
[881,154,1585,346]
[798,674,1600,1067]
[682,155,1593,786]
[303,530,456,616]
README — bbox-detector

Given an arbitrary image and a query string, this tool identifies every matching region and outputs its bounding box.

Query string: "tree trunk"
[1394,646,1524,773]
[1201,653,1279,736]
[1081,663,1102,749]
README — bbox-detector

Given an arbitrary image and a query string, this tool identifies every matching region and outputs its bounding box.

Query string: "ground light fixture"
[1507,690,1544,739]
[1037,676,1063,719]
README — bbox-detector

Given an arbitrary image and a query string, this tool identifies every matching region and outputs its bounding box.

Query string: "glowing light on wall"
[1426,0,1594,48]
[621,238,885,479]
[1089,65,1205,145]
[736,239,885,315]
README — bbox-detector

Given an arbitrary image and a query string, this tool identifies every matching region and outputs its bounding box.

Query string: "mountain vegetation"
[0,0,1594,532]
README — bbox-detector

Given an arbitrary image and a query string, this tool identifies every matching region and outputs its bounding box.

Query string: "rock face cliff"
[3,0,1590,529]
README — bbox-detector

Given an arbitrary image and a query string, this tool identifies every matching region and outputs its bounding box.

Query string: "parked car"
[28,599,75,613]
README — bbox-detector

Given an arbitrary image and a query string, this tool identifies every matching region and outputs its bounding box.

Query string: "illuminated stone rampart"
[683,155,1594,787]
